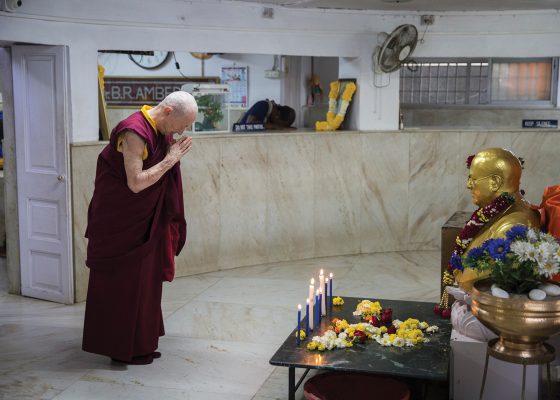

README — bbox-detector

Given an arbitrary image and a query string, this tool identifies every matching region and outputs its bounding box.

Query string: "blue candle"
[329,273,333,308]
[324,279,328,314]
[297,304,301,346]
[315,291,320,327]
[305,299,310,337]
[319,291,323,317]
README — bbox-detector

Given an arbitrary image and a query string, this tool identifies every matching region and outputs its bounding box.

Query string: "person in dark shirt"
[236,100,295,130]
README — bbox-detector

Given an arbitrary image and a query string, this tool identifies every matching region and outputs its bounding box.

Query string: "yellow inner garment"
[116,105,157,161]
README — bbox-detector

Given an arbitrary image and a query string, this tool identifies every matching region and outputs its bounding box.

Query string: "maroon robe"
[82,111,186,361]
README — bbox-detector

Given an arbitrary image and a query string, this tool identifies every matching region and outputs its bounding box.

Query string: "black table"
[269,297,451,400]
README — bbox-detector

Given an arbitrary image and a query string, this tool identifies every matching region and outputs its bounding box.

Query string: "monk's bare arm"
[122,131,192,193]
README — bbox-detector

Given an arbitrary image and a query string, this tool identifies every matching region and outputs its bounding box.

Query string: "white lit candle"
[308,278,315,311]
[308,296,314,331]
[319,269,326,316]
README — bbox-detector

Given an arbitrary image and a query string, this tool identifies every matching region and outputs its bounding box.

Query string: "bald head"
[160,91,198,121]
[152,91,198,135]
[467,147,523,207]
[472,148,522,191]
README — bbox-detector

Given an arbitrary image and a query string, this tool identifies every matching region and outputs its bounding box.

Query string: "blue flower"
[466,247,485,260]
[449,252,463,271]
[506,225,528,242]
[486,238,510,261]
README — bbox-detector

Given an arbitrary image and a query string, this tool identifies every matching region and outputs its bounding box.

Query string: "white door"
[12,45,73,304]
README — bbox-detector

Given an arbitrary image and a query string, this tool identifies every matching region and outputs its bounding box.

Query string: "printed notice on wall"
[522,119,558,129]
[221,66,248,109]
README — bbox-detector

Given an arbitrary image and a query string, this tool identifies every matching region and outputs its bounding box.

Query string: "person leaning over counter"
[235,99,295,130]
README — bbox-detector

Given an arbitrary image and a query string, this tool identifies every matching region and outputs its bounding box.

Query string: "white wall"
[1,0,559,141]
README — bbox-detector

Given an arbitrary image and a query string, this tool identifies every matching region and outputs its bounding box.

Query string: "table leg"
[289,366,295,400]
[547,362,552,400]
[479,348,490,400]
[521,363,526,400]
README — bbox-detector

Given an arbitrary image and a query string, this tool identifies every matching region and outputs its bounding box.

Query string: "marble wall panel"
[176,138,221,276]
[266,135,315,262]
[408,132,460,250]
[511,130,560,206]
[313,133,362,258]
[360,132,409,253]
[218,137,268,268]
[69,130,560,303]
[70,143,104,302]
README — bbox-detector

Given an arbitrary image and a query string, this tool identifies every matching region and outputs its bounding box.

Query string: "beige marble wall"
[71,129,560,301]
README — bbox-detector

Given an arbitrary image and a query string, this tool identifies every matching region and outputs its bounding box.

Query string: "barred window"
[400,58,557,106]
[492,60,552,101]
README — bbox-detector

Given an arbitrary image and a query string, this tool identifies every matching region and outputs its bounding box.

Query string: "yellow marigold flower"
[346,341,353,348]
[318,344,326,351]
[333,297,344,306]
[307,341,318,350]
[295,330,306,340]
[381,326,388,333]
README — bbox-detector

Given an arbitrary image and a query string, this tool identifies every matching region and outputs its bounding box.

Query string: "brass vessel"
[471,279,560,363]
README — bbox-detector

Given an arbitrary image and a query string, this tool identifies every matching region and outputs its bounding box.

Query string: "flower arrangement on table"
[459,225,560,299]
[332,296,344,306]
[306,299,439,351]
[352,299,383,318]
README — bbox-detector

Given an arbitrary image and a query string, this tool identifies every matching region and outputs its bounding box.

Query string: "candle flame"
[326,278,329,283]
[320,269,324,275]
[306,298,309,304]
[330,272,333,278]
[298,304,301,310]
[319,288,322,294]
[310,278,315,285]
[316,289,319,295]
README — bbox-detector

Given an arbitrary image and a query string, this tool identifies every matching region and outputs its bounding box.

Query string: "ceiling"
[229,0,560,12]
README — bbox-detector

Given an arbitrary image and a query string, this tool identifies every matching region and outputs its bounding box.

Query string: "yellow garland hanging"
[316,81,357,132]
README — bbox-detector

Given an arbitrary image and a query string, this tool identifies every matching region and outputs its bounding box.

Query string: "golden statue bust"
[454,148,540,290]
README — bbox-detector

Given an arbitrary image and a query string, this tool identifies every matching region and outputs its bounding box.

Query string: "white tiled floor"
[0,251,443,399]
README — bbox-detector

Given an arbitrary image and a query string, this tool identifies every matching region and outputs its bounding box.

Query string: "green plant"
[197,94,223,129]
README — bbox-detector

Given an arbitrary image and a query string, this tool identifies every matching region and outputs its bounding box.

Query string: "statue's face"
[466,162,497,207]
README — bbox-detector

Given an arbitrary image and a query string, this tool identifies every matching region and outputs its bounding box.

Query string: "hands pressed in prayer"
[168,135,193,164]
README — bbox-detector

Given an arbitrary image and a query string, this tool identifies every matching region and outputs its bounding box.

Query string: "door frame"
[0,46,22,296]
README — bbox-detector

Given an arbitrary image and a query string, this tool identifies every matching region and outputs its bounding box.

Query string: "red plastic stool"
[303,372,410,400]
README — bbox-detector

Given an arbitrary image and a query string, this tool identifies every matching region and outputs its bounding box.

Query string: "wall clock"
[128,51,171,70]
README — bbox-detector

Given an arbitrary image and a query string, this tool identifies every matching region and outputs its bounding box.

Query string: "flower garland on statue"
[315,81,357,131]
[447,192,516,273]
[307,298,439,351]
[434,154,516,317]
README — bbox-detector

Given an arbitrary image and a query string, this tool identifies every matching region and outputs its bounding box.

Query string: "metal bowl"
[471,278,560,363]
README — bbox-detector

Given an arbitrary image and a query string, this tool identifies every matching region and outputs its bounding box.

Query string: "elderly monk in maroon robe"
[83,91,198,365]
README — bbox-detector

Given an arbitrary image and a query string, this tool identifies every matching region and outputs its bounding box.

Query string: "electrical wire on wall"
[173,52,188,78]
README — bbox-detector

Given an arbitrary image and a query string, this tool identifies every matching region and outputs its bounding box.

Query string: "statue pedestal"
[451,329,540,400]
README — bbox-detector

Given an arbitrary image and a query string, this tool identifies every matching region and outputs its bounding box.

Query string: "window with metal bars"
[400,58,558,106]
